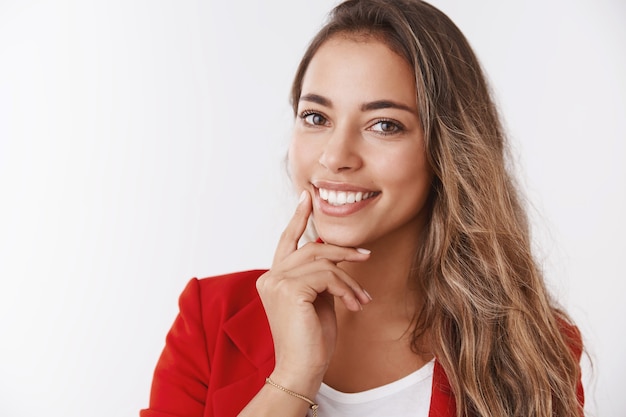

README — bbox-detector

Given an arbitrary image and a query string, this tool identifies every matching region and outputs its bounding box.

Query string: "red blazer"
[140,270,584,417]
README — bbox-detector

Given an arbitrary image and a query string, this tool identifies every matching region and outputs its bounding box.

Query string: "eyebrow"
[299,93,416,114]
[299,94,331,107]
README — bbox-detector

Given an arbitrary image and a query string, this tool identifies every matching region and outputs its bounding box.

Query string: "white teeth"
[318,188,377,206]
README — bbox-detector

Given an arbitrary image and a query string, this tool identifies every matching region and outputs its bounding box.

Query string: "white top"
[310,359,435,417]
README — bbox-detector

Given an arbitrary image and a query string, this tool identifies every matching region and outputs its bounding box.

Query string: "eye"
[369,119,404,135]
[300,110,328,127]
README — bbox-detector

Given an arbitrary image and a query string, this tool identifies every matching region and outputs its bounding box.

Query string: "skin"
[289,36,432,252]
[239,35,433,416]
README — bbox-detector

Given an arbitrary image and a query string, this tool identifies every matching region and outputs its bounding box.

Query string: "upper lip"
[311,180,379,193]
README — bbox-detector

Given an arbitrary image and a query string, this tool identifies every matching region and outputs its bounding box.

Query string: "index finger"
[273,190,312,264]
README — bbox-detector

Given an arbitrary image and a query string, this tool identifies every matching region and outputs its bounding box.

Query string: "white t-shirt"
[310,359,434,417]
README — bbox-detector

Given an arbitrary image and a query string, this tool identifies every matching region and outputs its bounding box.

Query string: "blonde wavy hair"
[290,1,584,416]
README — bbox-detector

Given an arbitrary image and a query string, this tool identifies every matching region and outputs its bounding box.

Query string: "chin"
[315,224,369,248]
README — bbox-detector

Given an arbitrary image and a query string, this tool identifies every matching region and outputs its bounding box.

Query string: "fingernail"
[363,289,373,301]
[298,190,307,203]
[356,248,371,254]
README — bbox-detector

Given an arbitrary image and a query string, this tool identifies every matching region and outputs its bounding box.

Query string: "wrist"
[268,368,324,401]
[265,377,319,417]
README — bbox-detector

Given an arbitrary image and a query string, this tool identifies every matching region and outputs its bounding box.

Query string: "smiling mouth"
[317,187,380,206]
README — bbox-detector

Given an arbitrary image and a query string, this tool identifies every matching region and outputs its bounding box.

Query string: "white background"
[0,0,624,416]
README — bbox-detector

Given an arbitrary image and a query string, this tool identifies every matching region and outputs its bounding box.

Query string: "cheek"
[375,147,428,180]
[381,147,432,197]
[287,137,314,185]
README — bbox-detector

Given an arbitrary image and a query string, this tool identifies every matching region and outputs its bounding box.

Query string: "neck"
[327,223,434,385]
[338,223,423,315]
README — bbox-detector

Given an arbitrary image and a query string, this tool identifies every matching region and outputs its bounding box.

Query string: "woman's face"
[289,35,433,249]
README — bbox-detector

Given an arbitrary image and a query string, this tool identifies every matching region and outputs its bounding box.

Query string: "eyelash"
[368,119,405,136]
[299,110,328,127]
[298,110,405,137]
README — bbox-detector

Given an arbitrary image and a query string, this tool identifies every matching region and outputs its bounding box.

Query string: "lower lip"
[313,188,380,216]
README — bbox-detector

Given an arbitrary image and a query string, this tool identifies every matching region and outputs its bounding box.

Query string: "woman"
[141,1,584,416]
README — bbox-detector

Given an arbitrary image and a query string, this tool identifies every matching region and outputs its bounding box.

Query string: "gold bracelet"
[265,377,319,417]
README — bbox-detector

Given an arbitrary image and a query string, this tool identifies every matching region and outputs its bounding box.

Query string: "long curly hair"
[289,1,583,416]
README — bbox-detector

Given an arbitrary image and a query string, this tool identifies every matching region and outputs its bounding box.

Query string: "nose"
[318,126,362,173]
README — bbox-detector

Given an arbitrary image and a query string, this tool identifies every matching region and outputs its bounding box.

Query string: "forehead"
[300,35,417,107]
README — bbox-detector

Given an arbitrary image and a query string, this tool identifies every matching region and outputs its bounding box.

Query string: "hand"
[256,190,372,394]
